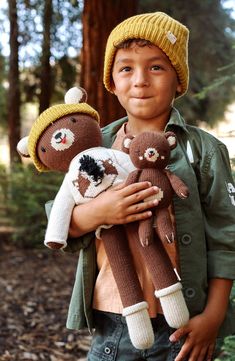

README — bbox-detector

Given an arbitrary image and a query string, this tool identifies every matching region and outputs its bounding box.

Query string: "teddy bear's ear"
[165,131,177,150]
[122,135,135,154]
[64,86,88,104]
[17,136,30,158]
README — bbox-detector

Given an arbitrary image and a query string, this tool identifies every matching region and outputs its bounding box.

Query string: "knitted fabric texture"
[122,301,154,349]
[103,12,189,97]
[28,103,99,172]
[155,283,190,328]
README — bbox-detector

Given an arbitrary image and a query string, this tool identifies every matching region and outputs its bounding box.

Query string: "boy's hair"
[115,38,153,49]
[103,12,189,98]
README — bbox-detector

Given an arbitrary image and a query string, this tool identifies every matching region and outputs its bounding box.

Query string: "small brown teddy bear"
[122,131,189,246]
[17,87,189,350]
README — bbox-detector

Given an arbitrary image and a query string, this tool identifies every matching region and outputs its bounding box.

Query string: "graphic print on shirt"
[226,182,235,206]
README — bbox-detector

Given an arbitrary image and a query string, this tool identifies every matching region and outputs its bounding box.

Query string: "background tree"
[81,0,137,126]
[0,50,7,130]
[1,0,235,155]
[39,0,53,113]
[13,0,82,109]
[7,0,21,165]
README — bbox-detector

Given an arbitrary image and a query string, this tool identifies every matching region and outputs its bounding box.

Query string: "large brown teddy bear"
[17,87,189,350]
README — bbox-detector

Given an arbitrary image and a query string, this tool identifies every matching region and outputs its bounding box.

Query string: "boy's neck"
[126,109,172,135]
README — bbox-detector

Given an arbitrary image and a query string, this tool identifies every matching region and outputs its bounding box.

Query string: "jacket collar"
[166,107,189,134]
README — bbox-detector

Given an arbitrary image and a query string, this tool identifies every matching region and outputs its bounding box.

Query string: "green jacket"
[48,108,235,336]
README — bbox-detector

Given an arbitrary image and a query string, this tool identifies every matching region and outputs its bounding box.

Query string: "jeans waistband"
[93,310,167,327]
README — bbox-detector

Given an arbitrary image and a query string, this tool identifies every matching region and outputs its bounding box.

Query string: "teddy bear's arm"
[165,170,189,199]
[154,208,175,243]
[44,176,76,249]
[125,169,142,186]
[138,218,154,247]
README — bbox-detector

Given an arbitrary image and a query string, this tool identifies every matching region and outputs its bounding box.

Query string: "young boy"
[65,12,235,361]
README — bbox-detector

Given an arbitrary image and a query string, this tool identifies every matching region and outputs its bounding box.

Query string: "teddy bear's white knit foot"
[122,301,154,350]
[155,282,189,329]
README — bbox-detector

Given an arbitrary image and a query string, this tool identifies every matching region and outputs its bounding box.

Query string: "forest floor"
[0,242,91,361]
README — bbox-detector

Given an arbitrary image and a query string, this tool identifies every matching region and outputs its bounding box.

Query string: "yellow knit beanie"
[103,12,189,97]
[27,87,100,172]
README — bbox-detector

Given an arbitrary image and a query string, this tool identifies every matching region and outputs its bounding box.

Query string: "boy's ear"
[110,80,116,94]
[176,83,182,96]
[122,135,135,154]
[17,136,30,158]
[165,132,177,150]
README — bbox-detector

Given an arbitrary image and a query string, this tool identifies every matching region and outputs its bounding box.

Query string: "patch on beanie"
[166,31,177,44]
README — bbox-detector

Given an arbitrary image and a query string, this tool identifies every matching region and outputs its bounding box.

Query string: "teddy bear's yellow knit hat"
[25,87,99,172]
[103,12,189,97]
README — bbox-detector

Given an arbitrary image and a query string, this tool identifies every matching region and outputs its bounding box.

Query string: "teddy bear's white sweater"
[44,147,135,248]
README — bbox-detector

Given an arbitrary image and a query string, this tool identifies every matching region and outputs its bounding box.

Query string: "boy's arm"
[69,181,160,238]
[170,278,233,361]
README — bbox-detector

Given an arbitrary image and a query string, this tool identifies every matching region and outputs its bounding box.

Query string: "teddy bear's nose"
[148,150,155,157]
[54,132,67,144]
[55,132,62,139]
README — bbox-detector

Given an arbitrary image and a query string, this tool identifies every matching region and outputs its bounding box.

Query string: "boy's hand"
[69,181,159,237]
[100,181,159,225]
[169,313,219,361]
[170,279,233,361]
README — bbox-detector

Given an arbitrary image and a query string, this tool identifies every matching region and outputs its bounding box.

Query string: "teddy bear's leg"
[101,225,154,349]
[154,282,189,329]
[128,223,189,329]
[154,208,175,243]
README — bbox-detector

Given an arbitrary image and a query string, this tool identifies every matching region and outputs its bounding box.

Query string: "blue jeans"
[87,311,185,361]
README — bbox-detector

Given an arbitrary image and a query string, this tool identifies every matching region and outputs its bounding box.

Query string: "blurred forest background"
[0,0,235,360]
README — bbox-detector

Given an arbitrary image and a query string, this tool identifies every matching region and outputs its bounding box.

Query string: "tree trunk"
[81,0,137,127]
[7,0,21,165]
[39,0,53,114]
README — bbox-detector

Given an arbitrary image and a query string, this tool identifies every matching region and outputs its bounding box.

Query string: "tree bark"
[7,0,21,165]
[81,0,137,127]
[39,0,53,113]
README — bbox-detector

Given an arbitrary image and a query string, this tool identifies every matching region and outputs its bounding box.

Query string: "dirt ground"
[1,242,233,361]
[0,242,91,361]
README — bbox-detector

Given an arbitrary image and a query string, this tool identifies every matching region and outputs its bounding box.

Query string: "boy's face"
[111,44,182,127]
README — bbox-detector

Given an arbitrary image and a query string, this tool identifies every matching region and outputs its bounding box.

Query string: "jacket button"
[181,234,192,245]
[185,287,196,298]
[104,346,111,354]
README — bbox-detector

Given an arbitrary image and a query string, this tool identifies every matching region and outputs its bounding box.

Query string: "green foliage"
[196,61,235,101]
[0,163,8,199]
[1,163,63,248]
[215,335,235,360]
[218,335,235,360]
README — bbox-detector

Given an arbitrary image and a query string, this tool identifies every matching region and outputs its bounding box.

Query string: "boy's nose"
[133,71,149,87]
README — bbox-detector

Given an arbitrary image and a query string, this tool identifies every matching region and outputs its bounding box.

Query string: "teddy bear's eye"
[41,146,46,152]
[70,117,77,123]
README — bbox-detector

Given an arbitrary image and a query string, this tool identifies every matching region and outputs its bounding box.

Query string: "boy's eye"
[120,66,131,72]
[151,65,162,71]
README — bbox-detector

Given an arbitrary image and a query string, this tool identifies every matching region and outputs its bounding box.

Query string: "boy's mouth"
[132,96,151,100]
